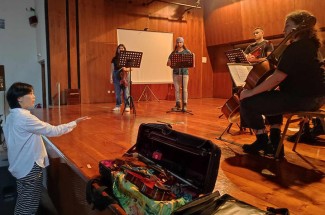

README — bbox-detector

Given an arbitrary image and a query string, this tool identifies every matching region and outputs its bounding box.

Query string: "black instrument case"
[98,123,221,214]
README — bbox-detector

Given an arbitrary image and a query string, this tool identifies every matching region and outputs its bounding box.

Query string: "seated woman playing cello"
[240,10,325,158]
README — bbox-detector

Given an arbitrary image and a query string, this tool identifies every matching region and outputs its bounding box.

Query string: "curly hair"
[286,10,323,48]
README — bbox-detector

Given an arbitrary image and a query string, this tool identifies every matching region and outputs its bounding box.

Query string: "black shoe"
[287,121,316,143]
[287,131,316,143]
[264,128,284,158]
[242,133,268,155]
[264,142,284,158]
[242,142,261,155]
[310,118,325,137]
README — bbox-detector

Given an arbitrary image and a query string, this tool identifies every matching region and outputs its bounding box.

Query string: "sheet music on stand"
[225,48,250,64]
[117,51,143,68]
[170,53,194,68]
[227,63,253,87]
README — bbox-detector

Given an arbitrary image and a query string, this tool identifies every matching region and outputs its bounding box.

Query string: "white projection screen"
[117,29,173,84]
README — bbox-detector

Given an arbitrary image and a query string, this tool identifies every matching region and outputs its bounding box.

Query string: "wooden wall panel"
[48,0,68,105]
[295,0,325,28]
[240,0,294,39]
[47,0,325,103]
[68,0,78,89]
[78,0,113,104]
[201,24,214,98]
[204,0,243,46]
[209,45,233,99]
[47,0,211,104]
[204,0,325,46]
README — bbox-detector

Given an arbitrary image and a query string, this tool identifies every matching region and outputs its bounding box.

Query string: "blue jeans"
[113,70,129,107]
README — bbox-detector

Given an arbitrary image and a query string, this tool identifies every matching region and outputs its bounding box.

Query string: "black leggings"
[240,90,325,130]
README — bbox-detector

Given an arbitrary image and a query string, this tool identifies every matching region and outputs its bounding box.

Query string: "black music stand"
[117,50,143,115]
[225,48,250,64]
[166,53,194,115]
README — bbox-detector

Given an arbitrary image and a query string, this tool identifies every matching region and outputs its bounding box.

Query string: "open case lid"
[127,123,221,194]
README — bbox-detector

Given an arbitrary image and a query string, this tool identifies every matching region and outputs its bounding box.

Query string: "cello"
[221,16,316,123]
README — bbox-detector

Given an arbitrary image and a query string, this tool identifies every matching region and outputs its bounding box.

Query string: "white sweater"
[3,108,76,179]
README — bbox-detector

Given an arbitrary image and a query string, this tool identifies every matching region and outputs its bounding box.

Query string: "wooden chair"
[275,109,325,159]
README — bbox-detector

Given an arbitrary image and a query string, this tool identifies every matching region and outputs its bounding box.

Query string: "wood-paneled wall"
[204,0,325,98]
[47,0,325,103]
[47,0,69,105]
[47,0,213,104]
[204,0,325,46]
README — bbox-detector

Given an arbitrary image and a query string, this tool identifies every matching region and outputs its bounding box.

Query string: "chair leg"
[320,117,325,134]
[275,114,294,159]
[217,123,233,140]
[292,119,308,152]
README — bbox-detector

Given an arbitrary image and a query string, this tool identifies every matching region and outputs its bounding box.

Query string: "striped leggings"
[15,163,43,215]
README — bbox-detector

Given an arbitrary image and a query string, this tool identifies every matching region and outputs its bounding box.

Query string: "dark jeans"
[240,90,325,130]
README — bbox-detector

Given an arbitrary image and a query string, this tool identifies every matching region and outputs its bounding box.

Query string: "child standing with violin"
[244,27,274,63]
[110,44,130,112]
[240,10,325,158]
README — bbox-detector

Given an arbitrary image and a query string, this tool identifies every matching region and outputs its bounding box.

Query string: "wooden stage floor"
[32,98,325,215]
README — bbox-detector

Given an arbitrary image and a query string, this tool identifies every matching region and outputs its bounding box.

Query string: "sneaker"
[171,102,181,111]
[171,106,181,111]
[183,103,187,111]
[112,107,120,111]
[287,131,316,143]
[125,107,130,112]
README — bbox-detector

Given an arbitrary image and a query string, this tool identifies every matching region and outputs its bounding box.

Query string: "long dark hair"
[115,44,126,57]
[286,10,323,48]
[112,44,126,66]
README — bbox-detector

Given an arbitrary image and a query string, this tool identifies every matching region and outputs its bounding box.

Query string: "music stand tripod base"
[166,106,193,115]
[122,94,136,115]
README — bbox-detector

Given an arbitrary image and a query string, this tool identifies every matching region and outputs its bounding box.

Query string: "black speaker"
[0,65,5,91]
[29,15,38,27]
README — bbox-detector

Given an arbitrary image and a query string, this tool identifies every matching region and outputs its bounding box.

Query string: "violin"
[124,169,176,201]
[111,156,176,201]
[118,68,128,88]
